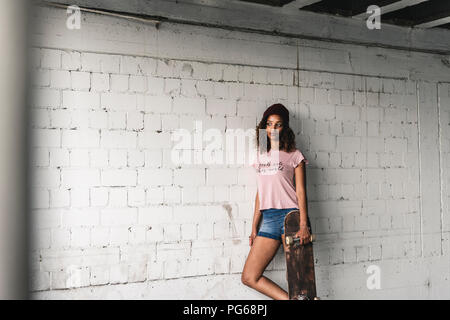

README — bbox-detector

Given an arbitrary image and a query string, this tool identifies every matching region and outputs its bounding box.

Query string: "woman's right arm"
[249,191,261,246]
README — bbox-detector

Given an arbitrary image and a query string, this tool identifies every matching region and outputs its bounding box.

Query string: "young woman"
[241,103,311,300]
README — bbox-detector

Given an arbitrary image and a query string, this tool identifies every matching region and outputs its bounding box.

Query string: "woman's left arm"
[294,161,310,243]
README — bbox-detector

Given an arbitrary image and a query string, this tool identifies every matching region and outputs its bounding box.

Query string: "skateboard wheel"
[310,234,315,242]
[286,236,293,245]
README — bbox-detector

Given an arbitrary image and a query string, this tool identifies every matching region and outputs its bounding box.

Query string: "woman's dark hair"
[255,110,296,153]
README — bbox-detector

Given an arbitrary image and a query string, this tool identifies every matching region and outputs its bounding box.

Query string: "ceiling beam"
[415,16,450,28]
[301,0,399,17]
[39,0,450,54]
[354,0,429,18]
[382,0,450,26]
[239,0,294,7]
[282,0,321,9]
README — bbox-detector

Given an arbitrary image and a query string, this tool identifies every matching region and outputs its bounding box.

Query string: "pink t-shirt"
[252,148,308,211]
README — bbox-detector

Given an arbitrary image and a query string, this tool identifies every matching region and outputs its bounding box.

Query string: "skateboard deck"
[284,210,318,300]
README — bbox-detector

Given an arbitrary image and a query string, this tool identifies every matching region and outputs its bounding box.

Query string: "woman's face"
[265,114,283,140]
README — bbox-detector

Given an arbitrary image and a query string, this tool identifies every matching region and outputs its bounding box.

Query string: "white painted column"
[0,0,29,299]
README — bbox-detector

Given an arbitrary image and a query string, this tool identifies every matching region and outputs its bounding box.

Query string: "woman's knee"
[241,271,259,287]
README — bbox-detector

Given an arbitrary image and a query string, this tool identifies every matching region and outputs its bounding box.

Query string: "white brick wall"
[29,6,450,299]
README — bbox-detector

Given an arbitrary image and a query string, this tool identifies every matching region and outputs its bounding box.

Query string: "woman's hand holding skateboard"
[294,225,311,245]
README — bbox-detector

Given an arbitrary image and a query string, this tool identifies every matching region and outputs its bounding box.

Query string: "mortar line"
[33,45,413,82]
[416,81,423,257]
[436,83,444,255]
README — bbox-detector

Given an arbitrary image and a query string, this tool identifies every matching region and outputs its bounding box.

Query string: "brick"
[100,208,137,226]
[108,188,128,207]
[70,188,90,207]
[89,110,108,129]
[180,79,198,97]
[63,91,100,109]
[128,188,146,207]
[196,81,214,97]
[164,78,180,96]
[336,105,360,121]
[81,53,120,73]
[34,69,50,87]
[50,109,71,128]
[41,49,61,69]
[310,135,336,152]
[137,132,171,149]
[109,263,128,284]
[71,109,90,128]
[32,168,60,188]
[101,131,137,149]
[163,186,181,204]
[206,168,238,186]
[51,228,71,248]
[61,51,81,71]
[198,186,214,203]
[147,77,164,95]
[144,95,172,113]
[89,149,108,168]
[32,88,60,108]
[91,73,109,92]
[90,227,110,247]
[310,104,335,120]
[337,136,360,152]
[71,71,90,91]
[110,74,129,92]
[147,261,164,280]
[138,205,174,226]
[90,187,109,207]
[130,75,147,93]
[109,228,130,248]
[50,188,70,208]
[49,148,69,167]
[163,224,181,242]
[127,112,144,131]
[173,97,205,115]
[109,149,127,168]
[127,149,145,167]
[31,108,50,128]
[61,168,100,187]
[108,111,127,130]
[145,187,164,205]
[90,266,110,285]
[101,169,137,186]
[206,99,236,116]
[62,129,100,148]
[30,229,51,251]
[138,168,172,187]
[61,208,99,227]
[69,149,89,167]
[32,188,49,209]
[32,148,50,167]
[143,114,161,131]
[128,262,147,282]
[32,129,61,148]
[101,93,137,111]
[70,227,90,247]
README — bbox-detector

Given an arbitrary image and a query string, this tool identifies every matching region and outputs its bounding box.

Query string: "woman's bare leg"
[241,236,289,300]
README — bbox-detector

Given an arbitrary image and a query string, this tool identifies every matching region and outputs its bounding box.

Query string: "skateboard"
[284,209,318,300]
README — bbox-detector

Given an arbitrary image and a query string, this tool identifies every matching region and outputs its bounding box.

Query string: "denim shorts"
[257,207,299,241]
